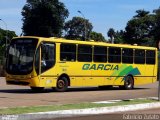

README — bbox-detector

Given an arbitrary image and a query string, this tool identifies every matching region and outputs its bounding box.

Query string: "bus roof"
[13,36,157,50]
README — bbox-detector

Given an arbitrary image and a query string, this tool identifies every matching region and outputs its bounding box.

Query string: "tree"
[153,8,160,48]
[22,0,69,37]
[124,9,155,46]
[0,28,17,59]
[107,28,115,43]
[90,31,105,42]
[133,9,150,18]
[0,28,17,48]
[64,17,93,40]
[114,30,125,44]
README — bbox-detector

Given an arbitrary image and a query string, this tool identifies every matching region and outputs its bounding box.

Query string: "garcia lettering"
[82,64,119,70]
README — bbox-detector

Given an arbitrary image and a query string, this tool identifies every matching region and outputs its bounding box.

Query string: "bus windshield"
[6,38,38,75]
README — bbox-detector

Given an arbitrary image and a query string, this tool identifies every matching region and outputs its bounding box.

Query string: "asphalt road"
[0,77,159,108]
[48,108,160,120]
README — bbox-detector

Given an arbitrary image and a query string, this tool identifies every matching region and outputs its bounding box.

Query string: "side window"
[60,44,76,61]
[146,50,156,64]
[94,46,107,62]
[134,49,145,64]
[108,47,121,63]
[78,45,92,62]
[41,43,55,73]
[122,48,133,64]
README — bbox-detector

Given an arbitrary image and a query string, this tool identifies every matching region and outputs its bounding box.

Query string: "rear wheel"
[55,77,69,92]
[119,76,134,90]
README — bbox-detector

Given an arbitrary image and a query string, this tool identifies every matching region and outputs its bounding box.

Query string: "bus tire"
[120,76,134,90]
[30,87,44,92]
[55,77,68,92]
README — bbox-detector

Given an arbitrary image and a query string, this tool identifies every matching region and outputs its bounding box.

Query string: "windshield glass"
[6,38,38,75]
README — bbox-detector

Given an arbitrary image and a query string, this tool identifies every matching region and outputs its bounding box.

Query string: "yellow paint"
[5,36,158,88]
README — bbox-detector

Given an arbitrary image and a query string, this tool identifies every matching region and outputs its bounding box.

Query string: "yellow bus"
[5,36,158,92]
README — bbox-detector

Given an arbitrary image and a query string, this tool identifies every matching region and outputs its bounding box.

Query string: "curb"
[1,102,160,120]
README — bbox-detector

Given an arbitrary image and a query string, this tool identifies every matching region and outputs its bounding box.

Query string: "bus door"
[40,42,55,74]
[35,42,55,86]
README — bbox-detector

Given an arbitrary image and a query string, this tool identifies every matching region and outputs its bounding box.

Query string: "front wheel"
[55,77,69,92]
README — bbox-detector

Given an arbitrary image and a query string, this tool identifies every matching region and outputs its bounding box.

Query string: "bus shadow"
[0,87,149,94]
[67,87,149,92]
[0,89,54,94]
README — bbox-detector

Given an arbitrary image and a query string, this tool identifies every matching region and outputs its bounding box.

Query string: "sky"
[0,0,160,39]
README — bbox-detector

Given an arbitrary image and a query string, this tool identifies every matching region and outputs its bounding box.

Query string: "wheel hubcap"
[58,80,65,88]
[126,77,132,88]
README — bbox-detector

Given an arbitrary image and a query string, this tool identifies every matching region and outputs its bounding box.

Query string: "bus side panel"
[152,54,159,83]
[65,62,88,87]
[134,65,151,85]
[112,77,124,86]
[87,63,118,86]
[91,63,107,86]
[38,76,57,87]
[30,77,40,87]
[37,64,58,87]
[145,65,157,84]
[111,64,148,86]
[56,62,91,87]
[85,77,104,86]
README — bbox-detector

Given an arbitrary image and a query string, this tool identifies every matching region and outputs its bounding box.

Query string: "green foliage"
[108,9,160,47]
[0,28,17,56]
[114,30,125,44]
[64,17,93,40]
[153,7,160,48]
[107,28,115,43]
[124,9,155,46]
[22,0,69,37]
[0,28,17,70]
[133,9,150,18]
[90,31,105,42]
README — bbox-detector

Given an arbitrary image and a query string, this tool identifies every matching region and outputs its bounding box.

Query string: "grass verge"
[0,99,159,115]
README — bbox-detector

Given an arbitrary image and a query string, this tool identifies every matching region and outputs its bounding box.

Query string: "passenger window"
[108,47,121,63]
[78,45,92,62]
[146,50,155,64]
[94,46,107,62]
[122,48,133,64]
[134,49,145,64]
[60,44,76,61]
